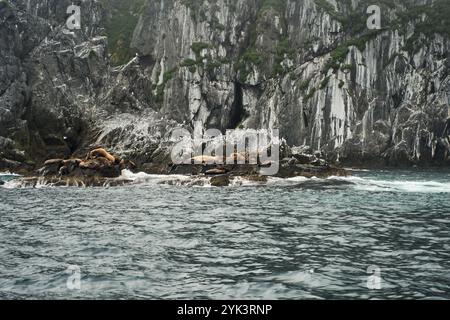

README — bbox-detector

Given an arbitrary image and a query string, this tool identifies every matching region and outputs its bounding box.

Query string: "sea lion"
[226,153,247,164]
[191,155,223,164]
[87,148,116,163]
[62,159,82,166]
[79,157,113,170]
[205,166,229,175]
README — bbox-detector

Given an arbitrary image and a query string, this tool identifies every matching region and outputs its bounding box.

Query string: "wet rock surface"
[210,175,231,187]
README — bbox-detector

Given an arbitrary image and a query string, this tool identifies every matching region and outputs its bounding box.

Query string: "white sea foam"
[229,177,266,187]
[328,176,450,193]
[0,173,22,189]
[3,169,450,193]
[0,172,21,176]
[343,168,372,172]
[119,169,194,185]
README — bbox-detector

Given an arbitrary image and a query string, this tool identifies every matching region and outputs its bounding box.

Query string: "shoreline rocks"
[210,175,231,187]
[4,146,349,187]
[19,148,138,187]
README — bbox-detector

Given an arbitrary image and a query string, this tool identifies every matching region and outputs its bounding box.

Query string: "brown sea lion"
[205,166,228,175]
[79,157,113,170]
[87,148,116,163]
[191,155,222,164]
[62,159,82,166]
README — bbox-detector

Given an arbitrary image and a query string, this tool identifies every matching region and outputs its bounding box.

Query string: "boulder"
[210,175,230,187]
[0,158,23,170]
[39,159,64,176]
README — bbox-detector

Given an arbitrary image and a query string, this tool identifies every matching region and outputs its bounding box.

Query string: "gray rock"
[210,175,230,187]
[1,0,449,172]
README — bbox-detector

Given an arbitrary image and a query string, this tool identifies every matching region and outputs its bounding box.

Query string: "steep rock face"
[1,0,449,171]
[0,0,108,168]
[0,0,183,170]
[129,0,450,166]
[131,0,261,129]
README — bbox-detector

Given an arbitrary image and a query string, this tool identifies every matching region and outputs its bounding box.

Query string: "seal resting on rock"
[87,148,116,163]
[191,155,222,165]
[205,166,229,175]
[226,153,247,164]
[78,157,120,177]
[37,147,137,183]
[79,157,114,169]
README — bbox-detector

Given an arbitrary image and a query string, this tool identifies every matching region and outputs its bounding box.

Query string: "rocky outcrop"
[38,148,135,176]
[1,0,449,173]
[0,0,108,169]
[127,0,450,167]
[19,148,136,187]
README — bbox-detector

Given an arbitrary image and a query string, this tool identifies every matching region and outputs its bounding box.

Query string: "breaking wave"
[2,169,450,193]
[119,170,212,187]
[328,176,450,193]
[0,173,22,188]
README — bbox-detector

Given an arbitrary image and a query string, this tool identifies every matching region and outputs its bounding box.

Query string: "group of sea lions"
[190,153,247,165]
[39,148,136,178]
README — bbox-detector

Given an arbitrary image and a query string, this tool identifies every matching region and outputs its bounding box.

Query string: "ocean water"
[0,169,449,299]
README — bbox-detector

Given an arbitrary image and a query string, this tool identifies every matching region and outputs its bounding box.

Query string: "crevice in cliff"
[229,81,244,129]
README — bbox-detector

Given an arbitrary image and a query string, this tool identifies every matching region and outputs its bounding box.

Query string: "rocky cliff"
[1,0,449,172]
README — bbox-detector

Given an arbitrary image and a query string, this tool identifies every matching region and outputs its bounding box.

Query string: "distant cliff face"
[0,0,109,170]
[1,0,449,171]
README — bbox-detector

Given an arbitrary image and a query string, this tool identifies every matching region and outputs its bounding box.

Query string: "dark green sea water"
[0,169,449,299]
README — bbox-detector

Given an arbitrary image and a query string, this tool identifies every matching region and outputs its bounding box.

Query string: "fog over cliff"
[1,0,449,171]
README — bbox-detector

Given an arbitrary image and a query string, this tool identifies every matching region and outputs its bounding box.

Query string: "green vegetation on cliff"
[101,0,146,66]
[313,0,449,72]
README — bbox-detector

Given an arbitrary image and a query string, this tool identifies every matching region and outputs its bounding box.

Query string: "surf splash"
[329,176,450,193]
[0,173,21,187]
[2,169,450,193]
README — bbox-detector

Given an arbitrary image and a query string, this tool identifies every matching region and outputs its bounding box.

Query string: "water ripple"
[0,170,449,299]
